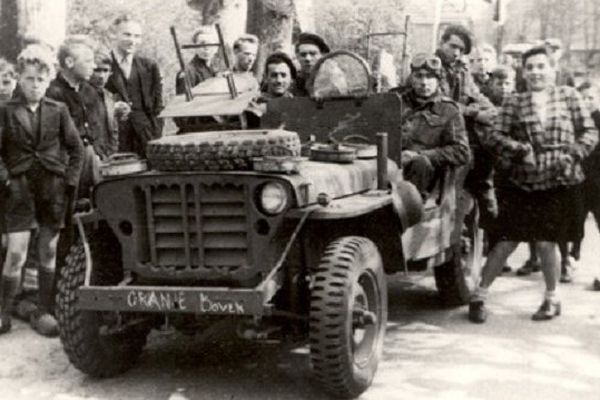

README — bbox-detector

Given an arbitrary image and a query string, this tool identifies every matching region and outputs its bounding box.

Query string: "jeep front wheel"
[56,231,149,377]
[309,237,387,399]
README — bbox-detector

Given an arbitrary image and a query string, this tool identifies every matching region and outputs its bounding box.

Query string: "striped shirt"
[485,85,598,191]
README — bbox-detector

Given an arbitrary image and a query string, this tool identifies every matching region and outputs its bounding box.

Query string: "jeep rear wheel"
[309,237,387,399]
[56,230,149,377]
[434,198,483,306]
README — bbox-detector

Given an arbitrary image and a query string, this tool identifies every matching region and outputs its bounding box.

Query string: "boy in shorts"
[0,46,83,336]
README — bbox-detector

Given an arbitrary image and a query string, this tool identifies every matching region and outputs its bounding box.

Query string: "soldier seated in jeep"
[245,52,296,127]
[398,54,471,197]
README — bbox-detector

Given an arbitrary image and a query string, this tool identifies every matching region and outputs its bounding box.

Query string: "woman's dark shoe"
[516,259,541,276]
[532,300,561,321]
[468,301,488,323]
[592,278,600,291]
[560,266,573,283]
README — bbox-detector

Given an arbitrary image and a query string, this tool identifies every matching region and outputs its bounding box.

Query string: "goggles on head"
[410,54,442,73]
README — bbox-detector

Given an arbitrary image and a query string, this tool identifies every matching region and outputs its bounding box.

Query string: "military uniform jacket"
[400,91,471,168]
[0,97,84,186]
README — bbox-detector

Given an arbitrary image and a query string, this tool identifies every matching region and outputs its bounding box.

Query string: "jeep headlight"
[259,182,288,215]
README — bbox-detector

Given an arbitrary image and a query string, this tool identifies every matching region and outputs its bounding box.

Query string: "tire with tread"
[147,129,301,172]
[434,198,483,306]
[56,229,149,377]
[309,236,387,399]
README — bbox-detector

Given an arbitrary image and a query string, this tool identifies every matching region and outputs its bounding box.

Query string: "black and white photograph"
[0,0,599,399]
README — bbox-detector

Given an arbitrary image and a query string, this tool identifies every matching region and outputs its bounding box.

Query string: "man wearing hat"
[245,52,296,127]
[262,52,296,99]
[398,53,471,196]
[293,32,330,97]
[436,24,498,227]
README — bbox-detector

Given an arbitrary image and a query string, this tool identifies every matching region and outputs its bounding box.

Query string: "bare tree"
[246,0,296,78]
[186,0,246,44]
[0,0,67,60]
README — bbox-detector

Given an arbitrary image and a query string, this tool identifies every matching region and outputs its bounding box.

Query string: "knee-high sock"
[1,275,20,314]
[37,268,55,314]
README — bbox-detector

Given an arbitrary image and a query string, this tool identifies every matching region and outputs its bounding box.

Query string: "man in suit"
[106,15,163,157]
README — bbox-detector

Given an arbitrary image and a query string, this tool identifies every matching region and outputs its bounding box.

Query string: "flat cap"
[295,32,330,54]
[264,51,297,80]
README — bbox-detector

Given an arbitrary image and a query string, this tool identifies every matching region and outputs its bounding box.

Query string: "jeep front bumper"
[77,286,271,316]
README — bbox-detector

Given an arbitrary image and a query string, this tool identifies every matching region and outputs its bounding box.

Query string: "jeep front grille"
[142,182,249,277]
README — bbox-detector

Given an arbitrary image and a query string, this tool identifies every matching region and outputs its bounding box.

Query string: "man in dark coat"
[436,25,498,226]
[106,14,163,157]
[293,32,330,97]
[90,49,131,156]
[175,26,218,96]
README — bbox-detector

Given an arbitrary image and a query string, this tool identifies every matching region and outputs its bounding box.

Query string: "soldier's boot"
[0,275,21,335]
[30,268,58,338]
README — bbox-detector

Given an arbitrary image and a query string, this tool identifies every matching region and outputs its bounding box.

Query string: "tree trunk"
[186,0,246,45]
[246,0,296,79]
[0,0,66,61]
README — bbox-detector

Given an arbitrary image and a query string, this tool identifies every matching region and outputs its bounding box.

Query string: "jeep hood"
[282,159,398,206]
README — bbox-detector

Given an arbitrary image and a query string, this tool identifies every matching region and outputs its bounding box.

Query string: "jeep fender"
[291,203,406,274]
[391,179,424,230]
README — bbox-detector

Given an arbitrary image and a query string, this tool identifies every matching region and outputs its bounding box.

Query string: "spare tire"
[147,129,301,172]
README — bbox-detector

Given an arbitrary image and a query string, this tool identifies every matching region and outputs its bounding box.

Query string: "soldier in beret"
[293,32,330,97]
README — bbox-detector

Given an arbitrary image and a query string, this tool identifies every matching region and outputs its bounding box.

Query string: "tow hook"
[353,309,377,328]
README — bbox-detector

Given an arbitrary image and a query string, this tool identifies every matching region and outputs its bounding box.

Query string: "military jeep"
[56,51,482,399]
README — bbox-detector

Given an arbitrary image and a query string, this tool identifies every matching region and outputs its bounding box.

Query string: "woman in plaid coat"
[468,46,598,323]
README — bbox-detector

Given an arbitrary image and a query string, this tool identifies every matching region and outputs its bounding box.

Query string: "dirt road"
[2,223,600,400]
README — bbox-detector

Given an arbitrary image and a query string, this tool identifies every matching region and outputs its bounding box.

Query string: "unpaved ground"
[1,219,600,400]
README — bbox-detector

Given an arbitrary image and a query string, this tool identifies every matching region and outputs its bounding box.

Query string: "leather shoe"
[532,300,561,321]
[560,267,573,283]
[516,260,541,276]
[30,311,59,338]
[468,300,488,323]
[592,278,600,291]
[13,298,38,321]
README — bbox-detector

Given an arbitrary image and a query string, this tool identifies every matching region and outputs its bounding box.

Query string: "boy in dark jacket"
[0,46,83,336]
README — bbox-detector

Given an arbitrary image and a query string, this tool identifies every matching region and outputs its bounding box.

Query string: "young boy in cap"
[294,32,330,97]
[0,46,83,336]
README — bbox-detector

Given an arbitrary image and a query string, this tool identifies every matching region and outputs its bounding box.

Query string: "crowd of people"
[0,13,598,338]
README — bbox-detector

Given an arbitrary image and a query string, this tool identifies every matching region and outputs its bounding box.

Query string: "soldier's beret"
[264,51,297,80]
[295,32,330,54]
